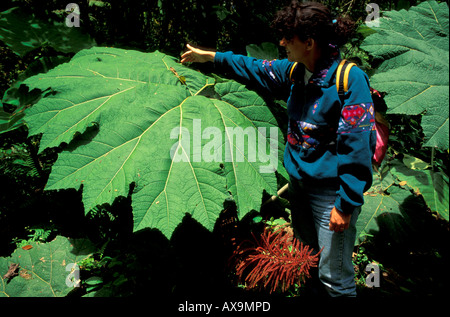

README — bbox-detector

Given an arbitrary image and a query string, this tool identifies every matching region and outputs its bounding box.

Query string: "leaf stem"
[431,147,435,170]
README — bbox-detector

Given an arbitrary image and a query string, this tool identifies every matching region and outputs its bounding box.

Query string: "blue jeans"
[289,177,360,297]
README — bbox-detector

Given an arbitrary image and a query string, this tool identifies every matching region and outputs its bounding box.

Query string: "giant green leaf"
[23,47,285,238]
[361,1,449,149]
[0,236,95,297]
[356,156,449,244]
[357,184,416,245]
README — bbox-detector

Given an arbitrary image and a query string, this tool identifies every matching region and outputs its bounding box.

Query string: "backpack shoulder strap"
[336,59,356,99]
[289,62,306,84]
[289,62,298,82]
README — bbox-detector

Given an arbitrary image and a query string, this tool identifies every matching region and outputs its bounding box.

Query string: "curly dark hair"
[272,1,355,48]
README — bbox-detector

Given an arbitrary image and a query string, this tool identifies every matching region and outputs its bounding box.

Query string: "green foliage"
[0,44,25,96]
[0,236,95,297]
[246,42,279,61]
[0,7,95,57]
[357,175,416,245]
[357,154,449,246]
[0,140,41,178]
[0,100,25,135]
[352,245,384,289]
[11,227,55,249]
[390,156,449,220]
[361,1,449,150]
[22,46,286,238]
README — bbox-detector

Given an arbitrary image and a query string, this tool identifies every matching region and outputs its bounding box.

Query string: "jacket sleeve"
[214,51,294,99]
[335,66,376,214]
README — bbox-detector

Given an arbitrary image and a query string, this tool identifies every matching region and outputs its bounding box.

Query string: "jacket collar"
[304,44,342,88]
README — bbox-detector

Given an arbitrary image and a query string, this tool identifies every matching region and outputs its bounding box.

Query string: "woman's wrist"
[207,51,216,62]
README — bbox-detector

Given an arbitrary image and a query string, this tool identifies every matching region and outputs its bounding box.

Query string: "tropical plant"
[361,0,449,150]
[0,236,95,297]
[232,225,320,294]
[356,158,449,246]
[11,226,55,249]
[19,46,287,238]
[354,1,449,243]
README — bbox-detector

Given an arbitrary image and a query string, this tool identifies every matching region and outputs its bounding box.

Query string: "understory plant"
[232,225,321,294]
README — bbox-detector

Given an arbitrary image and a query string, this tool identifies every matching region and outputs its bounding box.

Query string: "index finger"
[181,50,191,58]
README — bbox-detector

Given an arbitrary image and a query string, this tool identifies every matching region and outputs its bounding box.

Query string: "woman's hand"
[181,44,216,64]
[329,206,351,232]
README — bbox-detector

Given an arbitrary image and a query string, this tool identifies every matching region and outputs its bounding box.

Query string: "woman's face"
[279,35,311,63]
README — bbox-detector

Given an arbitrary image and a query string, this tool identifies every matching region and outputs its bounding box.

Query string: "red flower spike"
[232,225,322,294]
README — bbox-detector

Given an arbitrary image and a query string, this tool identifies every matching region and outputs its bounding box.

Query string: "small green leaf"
[252,215,263,223]
[85,276,103,286]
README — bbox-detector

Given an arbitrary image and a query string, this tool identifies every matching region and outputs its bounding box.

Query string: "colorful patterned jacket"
[214,48,376,214]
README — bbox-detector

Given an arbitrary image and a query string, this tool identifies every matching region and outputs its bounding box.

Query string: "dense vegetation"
[0,0,448,301]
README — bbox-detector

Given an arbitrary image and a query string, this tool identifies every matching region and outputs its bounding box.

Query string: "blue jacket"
[214,49,376,214]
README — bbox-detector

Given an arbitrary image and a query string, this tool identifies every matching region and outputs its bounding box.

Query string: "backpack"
[336,59,389,166]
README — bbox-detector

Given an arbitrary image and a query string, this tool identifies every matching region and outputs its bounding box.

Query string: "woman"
[181,1,376,297]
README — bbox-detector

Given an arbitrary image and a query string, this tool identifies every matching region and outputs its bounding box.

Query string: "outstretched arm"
[181,44,294,99]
